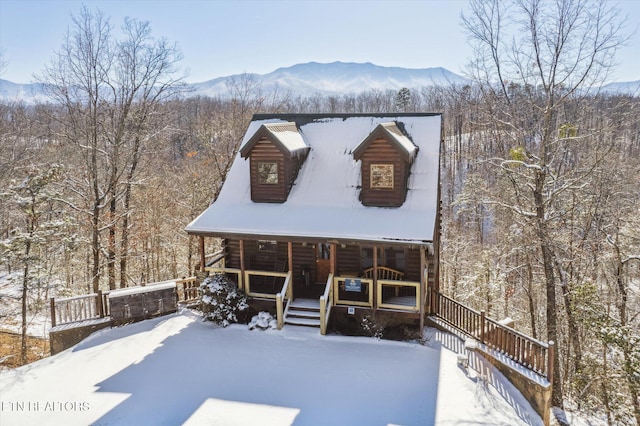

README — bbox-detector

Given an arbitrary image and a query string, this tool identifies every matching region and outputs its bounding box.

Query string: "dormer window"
[353,122,417,207]
[258,162,279,185]
[240,122,309,203]
[370,164,394,189]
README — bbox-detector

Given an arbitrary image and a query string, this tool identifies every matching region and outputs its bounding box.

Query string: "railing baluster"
[51,293,105,326]
[432,291,551,380]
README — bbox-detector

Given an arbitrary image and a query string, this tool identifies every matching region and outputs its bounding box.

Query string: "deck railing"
[432,289,554,381]
[176,276,199,302]
[275,271,293,329]
[483,316,552,378]
[50,291,104,327]
[319,273,334,335]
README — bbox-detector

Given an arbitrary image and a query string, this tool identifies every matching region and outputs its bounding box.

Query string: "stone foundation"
[472,345,552,425]
[49,318,112,355]
[109,282,178,326]
[426,317,552,425]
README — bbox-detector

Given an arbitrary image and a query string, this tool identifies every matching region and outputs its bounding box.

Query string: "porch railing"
[333,276,374,307]
[50,291,105,327]
[275,271,293,329]
[244,270,290,299]
[319,273,334,335]
[205,267,243,291]
[432,289,554,381]
[331,275,420,313]
[205,264,296,302]
[376,279,420,312]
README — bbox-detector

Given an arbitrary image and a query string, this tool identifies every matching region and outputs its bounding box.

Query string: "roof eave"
[352,122,417,162]
[185,228,433,248]
[240,123,309,159]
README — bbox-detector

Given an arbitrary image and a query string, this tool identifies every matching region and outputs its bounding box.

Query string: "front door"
[316,243,331,284]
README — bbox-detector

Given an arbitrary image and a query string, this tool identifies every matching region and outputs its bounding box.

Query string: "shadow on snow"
[90,313,439,426]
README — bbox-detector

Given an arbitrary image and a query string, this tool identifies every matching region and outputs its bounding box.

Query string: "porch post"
[239,239,246,291]
[198,236,205,272]
[420,246,426,332]
[330,243,337,275]
[288,241,294,300]
[372,244,378,312]
[429,244,436,315]
[50,297,56,328]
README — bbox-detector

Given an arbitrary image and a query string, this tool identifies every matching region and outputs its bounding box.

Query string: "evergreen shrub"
[200,274,249,326]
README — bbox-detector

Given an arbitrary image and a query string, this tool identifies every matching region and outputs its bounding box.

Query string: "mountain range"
[190,62,468,98]
[1,61,638,104]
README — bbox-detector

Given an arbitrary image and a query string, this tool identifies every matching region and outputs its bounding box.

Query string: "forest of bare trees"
[0,1,638,423]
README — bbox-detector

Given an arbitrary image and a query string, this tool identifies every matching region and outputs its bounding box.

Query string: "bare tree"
[39,6,184,291]
[462,0,628,410]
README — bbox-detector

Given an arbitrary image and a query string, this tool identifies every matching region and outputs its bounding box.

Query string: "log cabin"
[186,113,442,334]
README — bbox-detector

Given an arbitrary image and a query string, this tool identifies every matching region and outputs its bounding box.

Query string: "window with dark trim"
[370,164,394,189]
[317,243,331,260]
[360,246,406,272]
[257,162,279,184]
[384,247,406,271]
[361,247,374,269]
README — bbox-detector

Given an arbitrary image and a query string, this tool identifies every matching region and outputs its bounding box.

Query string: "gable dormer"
[240,122,309,203]
[353,122,417,207]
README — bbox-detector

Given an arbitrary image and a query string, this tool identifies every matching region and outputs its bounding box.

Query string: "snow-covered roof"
[353,121,418,163]
[239,121,309,158]
[186,113,442,246]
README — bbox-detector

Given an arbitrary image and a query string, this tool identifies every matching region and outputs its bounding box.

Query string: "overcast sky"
[1,0,638,84]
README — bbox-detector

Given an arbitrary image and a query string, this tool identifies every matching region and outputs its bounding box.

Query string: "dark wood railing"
[176,276,199,302]
[483,316,551,378]
[432,289,554,382]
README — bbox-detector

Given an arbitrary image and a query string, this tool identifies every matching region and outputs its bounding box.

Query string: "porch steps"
[285,299,321,328]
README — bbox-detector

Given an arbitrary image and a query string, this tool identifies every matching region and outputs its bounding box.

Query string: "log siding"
[358,138,410,207]
[225,238,424,282]
[247,138,306,203]
[249,140,287,202]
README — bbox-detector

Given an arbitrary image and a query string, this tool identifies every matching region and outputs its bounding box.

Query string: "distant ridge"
[1,62,638,103]
[0,79,49,104]
[189,61,469,98]
[600,80,640,96]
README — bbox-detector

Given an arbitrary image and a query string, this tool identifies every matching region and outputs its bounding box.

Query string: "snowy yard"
[0,309,543,426]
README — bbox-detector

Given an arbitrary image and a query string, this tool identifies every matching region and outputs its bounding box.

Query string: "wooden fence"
[432,289,554,381]
[176,276,199,303]
[51,277,199,327]
[50,291,105,327]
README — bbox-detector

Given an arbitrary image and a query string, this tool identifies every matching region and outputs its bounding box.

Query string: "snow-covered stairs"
[284,298,321,328]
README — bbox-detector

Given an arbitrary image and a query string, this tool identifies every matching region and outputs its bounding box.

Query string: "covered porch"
[196,236,437,334]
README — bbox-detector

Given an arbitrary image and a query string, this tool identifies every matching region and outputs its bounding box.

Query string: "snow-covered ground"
[0,309,543,426]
